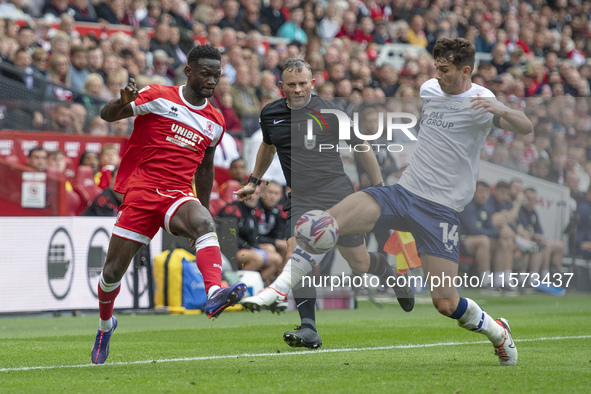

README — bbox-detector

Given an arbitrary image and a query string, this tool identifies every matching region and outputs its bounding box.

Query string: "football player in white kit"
[257,38,531,365]
[325,38,533,366]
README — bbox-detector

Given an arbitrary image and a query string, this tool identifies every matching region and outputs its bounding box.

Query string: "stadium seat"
[73,165,102,214]
[66,190,81,216]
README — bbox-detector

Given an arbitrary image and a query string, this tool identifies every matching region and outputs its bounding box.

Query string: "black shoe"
[392,273,415,312]
[283,326,322,349]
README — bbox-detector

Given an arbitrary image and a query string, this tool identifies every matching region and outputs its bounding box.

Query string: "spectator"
[475,20,495,53]
[547,146,567,185]
[16,25,37,53]
[42,103,83,134]
[218,0,240,30]
[506,139,527,173]
[97,0,125,25]
[43,0,72,18]
[222,44,243,84]
[82,167,122,216]
[490,42,509,75]
[110,118,131,136]
[261,0,286,36]
[459,181,506,292]
[78,72,107,119]
[237,4,262,34]
[86,46,104,75]
[87,116,109,136]
[4,48,35,89]
[47,149,74,191]
[406,14,427,48]
[139,0,162,28]
[227,157,247,185]
[230,64,260,136]
[168,26,187,69]
[490,144,509,167]
[150,49,175,86]
[257,181,288,260]
[26,146,48,172]
[211,75,242,133]
[96,144,121,188]
[217,186,283,284]
[530,157,551,180]
[69,45,89,91]
[70,0,98,23]
[79,150,100,178]
[30,47,49,77]
[277,7,307,44]
[575,185,591,259]
[517,188,566,294]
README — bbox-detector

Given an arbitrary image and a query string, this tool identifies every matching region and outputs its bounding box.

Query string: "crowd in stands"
[2,0,591,285]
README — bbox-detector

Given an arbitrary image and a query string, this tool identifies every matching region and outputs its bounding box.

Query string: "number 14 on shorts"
[440,222,459,246]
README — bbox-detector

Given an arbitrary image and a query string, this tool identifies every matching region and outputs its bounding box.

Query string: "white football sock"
[207,285,221,299]
[99,273,121,331]
[271,246,325,295]
[457,298,505,345]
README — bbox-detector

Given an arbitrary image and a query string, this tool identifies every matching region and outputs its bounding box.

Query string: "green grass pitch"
[1,295,590,393]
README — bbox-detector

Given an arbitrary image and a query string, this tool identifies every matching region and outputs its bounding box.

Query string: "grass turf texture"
[1,296,590,393]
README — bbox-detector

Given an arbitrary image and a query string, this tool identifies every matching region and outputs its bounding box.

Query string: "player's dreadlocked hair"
[187,45,221,64]
[433,38,476,73]
[281,58,312,78]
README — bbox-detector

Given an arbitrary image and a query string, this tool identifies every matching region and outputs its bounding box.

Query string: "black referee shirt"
[260,95,363,195]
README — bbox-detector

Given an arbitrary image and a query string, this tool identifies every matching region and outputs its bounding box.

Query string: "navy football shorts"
[363,184,460,262]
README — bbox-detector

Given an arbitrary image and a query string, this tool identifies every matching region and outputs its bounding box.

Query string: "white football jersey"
[398,78,501,211]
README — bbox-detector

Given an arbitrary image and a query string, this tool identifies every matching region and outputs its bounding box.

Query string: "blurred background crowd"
[1,0,591,273]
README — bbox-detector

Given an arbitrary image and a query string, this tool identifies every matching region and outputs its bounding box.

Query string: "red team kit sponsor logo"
[168,123,205,152]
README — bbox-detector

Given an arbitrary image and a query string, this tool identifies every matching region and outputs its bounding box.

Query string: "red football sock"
[98,274,121,322]
[195,232,223,293]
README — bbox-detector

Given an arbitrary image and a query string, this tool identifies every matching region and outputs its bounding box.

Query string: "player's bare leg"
[171,201,246,318]
[327,191,382,235]
[422,254,517,366]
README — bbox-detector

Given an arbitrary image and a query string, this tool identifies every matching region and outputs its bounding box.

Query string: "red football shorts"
[112,187,200,245]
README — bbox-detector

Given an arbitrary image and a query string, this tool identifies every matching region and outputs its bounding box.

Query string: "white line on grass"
[2,335,590,372]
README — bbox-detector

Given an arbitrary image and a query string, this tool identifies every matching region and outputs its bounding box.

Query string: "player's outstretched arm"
[470,97,533,135]
[194,147,216,209]
[357,140,385,186]
[100,78,138,122]
[235,141,277,200]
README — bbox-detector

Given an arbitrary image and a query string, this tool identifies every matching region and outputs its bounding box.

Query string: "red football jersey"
[115,84,226,194]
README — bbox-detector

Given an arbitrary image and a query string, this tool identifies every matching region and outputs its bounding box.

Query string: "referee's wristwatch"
[375,182,386,187]
[248,174,263,186]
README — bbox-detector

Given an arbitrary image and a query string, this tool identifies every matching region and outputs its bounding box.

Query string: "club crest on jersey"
[203,121,215,139]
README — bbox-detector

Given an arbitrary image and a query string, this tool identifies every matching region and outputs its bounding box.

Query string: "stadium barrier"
[0,217,161,313]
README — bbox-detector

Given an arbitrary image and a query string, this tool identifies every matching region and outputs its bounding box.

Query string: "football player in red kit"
[91,45,246,364]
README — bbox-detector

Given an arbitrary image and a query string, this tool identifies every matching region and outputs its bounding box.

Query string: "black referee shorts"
[285,176,365,249]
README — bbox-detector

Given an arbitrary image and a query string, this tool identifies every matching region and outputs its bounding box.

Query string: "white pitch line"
[2,335,590,372]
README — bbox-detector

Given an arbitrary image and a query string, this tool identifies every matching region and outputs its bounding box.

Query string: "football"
[295,210,339,254]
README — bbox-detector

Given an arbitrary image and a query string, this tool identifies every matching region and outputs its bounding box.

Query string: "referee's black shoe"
[283,326,322,349]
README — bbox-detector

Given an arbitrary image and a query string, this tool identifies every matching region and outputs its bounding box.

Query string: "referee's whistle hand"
[234,184,256,201]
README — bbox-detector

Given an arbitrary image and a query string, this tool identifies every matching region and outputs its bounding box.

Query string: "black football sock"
[293,283,317,332]
[367,252,396,280]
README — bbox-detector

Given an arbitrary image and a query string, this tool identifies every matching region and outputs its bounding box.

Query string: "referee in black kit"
[236,58,414,349]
